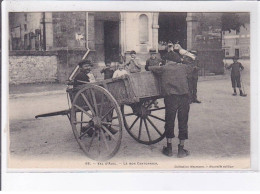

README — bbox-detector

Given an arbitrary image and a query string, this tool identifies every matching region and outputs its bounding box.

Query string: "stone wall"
[52,12,87,49]
[9,54,58,84]
[56,49,96,83]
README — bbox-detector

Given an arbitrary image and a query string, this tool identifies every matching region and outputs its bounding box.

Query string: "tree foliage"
[199,13,222,32]
[221,13,250,33]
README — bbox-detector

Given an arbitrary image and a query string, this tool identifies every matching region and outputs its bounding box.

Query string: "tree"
[221,13,249,33]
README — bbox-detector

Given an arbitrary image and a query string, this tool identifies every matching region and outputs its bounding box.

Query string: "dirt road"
[8,60,250,170]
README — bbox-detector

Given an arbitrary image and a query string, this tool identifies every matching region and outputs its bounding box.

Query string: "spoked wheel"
[71,85,123,161]
[121,99,166,145]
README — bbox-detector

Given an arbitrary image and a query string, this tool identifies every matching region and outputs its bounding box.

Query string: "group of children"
[74,50,140,86]
[100,50,155,80]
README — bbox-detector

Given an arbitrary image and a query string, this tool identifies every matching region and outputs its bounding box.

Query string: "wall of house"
[9,52,58,84]
[124,12,154,53]
[222,23,250,58]
[52,12,87,49]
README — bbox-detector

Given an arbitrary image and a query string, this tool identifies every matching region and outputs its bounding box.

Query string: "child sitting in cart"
[113,63,128,78]
[100,60,115,80]
[73,59,93,87]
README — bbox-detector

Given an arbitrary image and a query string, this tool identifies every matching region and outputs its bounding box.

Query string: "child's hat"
[130,50,136,55]
[78,59,92,67]
[168,41,173,46]
[105,59,112,64]
[149,49,157,53]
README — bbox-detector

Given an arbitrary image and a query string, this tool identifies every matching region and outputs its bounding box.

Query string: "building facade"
[9,12,226,84]
[222,23,250,58]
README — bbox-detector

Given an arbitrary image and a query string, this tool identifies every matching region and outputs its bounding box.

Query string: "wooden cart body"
[68,71,163,105]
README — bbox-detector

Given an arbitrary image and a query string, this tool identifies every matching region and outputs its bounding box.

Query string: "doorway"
[104,21,120,63]
[235,49,239,58]
[158,13,187,49]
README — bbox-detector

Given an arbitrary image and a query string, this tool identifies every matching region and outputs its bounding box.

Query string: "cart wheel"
[71,85,123,161]
[121,99,166,145]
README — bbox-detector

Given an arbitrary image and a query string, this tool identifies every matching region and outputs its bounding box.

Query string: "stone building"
[222,23,250,58]
[9,12,225,84]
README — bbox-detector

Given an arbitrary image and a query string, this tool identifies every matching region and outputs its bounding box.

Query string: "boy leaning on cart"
[145,49,163,108]
[126,50,142,73]
[148,58,190,158]
[145,49,163,70]
[100,60,115,80]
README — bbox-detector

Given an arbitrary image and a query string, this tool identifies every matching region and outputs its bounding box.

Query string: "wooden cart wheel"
[121,99,166,145]
[71,85,123,161]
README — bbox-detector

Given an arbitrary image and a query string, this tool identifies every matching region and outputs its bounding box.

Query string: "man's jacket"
[149,62,189,96]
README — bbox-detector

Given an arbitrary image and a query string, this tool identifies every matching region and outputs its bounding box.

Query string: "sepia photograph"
[3,2,254,172]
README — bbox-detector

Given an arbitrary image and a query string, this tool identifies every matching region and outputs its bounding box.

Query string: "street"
[8,60,250,170]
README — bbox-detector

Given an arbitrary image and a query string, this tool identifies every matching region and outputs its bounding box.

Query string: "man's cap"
[105,59,112,64]
[149,49,157,53]
[130,50,136,55]
[168,41,173,46]
[233,56,239,60]
[78,59,92,67]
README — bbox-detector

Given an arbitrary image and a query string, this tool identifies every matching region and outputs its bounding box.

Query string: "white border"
[2,0,260,190]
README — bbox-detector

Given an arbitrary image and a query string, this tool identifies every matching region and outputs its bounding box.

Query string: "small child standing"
[113,63,128,78]
[126,50,142,73]
[226,56,246,97]
[100,60,114,80]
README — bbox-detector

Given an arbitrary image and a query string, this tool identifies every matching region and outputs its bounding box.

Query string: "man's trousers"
[164,94,190,140]
[188,77,198,102]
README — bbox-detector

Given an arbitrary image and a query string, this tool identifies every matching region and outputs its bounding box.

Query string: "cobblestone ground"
[7,60,250,170]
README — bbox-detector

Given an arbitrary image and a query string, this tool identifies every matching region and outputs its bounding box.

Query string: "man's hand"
[121,74,128,79]
[224,63,229,69]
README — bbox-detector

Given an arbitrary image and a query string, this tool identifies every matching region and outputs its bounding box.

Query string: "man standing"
[149,61,190,158]
[183,52,201,103]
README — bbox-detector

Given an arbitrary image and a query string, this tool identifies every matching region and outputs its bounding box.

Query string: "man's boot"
[233,89,237,96]
[177,144,190,158]
[240,90,247,97]
[162,143,173,157]
[193,99,201,103]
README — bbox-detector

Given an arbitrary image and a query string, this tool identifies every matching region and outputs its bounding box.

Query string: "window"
[225,50,229,56]
[236,38,239,45]
[139,14,148,43]
[24,13,27,22]
[24,24,27,31]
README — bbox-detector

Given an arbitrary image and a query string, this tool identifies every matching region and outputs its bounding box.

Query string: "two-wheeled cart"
[36,71,166,161]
